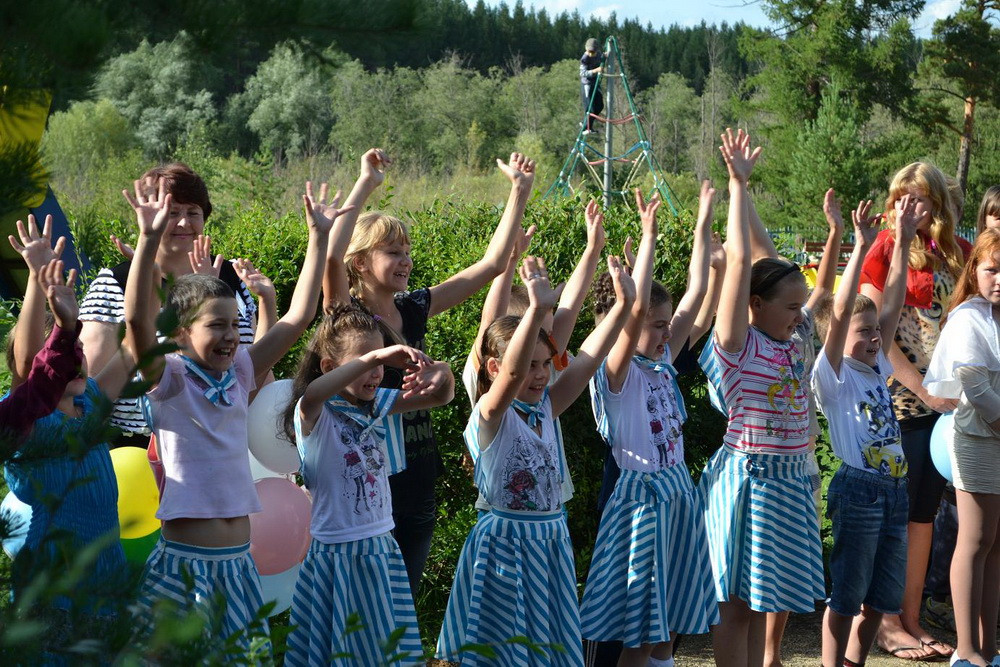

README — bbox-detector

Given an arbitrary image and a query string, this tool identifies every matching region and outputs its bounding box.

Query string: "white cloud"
[590,4,622,20]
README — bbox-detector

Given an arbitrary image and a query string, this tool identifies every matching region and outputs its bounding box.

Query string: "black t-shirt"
[580,52,603,84]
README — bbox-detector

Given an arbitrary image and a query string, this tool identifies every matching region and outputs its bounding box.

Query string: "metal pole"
[602,48,614,209]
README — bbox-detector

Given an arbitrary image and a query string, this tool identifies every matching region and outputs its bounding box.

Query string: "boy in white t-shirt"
[812,195,922,667]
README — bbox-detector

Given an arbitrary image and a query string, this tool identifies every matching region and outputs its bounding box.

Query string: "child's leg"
[951,488,1000,663]
[981,511,1000,658]
[713,599,753,666]
[748,609,768,667]
[764,611,788,667]
[618,644,653,666]
[823,607,856,666]
[845,606,883,665]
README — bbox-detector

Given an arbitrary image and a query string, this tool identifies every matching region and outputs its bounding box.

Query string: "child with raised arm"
[812,197,918,667]
[436,254,634,666]
[924,228,1000,667]
[322,149,534,594]
[581,184,718,666]
[4,215,134,628]
[123,177,349,650]
[282,304,454,666]
[698,129,825,666]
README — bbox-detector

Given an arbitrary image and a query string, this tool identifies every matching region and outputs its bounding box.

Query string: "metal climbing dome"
[545,36,680,214]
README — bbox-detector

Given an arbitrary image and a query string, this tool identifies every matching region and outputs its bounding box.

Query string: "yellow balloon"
[111,446,161,539]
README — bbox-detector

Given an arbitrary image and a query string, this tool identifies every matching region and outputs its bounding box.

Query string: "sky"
[467,0,965,38]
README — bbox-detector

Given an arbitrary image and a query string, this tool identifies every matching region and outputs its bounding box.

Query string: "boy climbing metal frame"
[545,36,680,215]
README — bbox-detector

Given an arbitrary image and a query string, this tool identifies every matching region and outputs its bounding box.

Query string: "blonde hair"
[344,211,412,298]
[885,162,963,278]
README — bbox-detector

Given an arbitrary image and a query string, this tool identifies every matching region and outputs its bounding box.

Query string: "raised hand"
[372,344,432,370]
[188,234,224,277]
[110,234,135,260]
[635,189,661,236]
[697,180,716,223]
[850,199,881,247]
[709,232,727,270]
[608,255,636,307]
[37,259,79,329]
[622,236,636,273]
[511,224,536,262]
[359,148,392,187]
[303,182,354,235]
[401,359,451,398]
[497,152,536,190]
[894,194,922,244]
[584,199,606,251]
[719,127,761,183]
[519,256,562,312]
[823,188,845,234]
[122,177,171,236]
[233,258,276,300]
[9,214,65,275]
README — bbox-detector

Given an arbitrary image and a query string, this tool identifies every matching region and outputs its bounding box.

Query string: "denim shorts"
[826,464,909,616]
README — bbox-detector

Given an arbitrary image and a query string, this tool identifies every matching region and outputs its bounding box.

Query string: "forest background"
[2,0,1000,659]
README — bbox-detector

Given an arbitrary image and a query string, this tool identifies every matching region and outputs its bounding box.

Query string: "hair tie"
[754,262,801,297]
[372,314,381,322]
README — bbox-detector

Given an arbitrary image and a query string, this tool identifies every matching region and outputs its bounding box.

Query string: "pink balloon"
[249,478,312,575]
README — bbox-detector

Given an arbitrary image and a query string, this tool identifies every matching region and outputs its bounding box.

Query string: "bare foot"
[876,621,940,661]
[900,617,954,658]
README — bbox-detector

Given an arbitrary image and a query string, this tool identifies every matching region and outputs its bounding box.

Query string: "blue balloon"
[1,492,32,558]
[929,412,954,483]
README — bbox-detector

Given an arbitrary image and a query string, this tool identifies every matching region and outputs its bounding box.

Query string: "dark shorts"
[900,414,946,523]
[826,465,909,616]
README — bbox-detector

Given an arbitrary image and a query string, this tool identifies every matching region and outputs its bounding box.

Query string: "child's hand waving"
[851,199,880,247]
[9,214,65,276]
[894,194,923,243]
[303,182,355,235]
[123,177,171,236]
[359,148,392,187]
[188,234,224,277]
[497,152,536,191]
[697,180,716,224]
[719,128,761,183]
[520,256,562,312]
[824,188,845,236]
[636,189,661,236]
[402,359,452,398]
[38,259,78,329]
[608,255,636,307]
[233,258,275,300]
[584,199,606,251]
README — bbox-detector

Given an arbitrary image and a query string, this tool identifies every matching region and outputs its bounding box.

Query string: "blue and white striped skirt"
[285,534,422,667]
[580,465,719,646]
[698,446,825,613]
[136,539,269,652]
[436,509,583,666]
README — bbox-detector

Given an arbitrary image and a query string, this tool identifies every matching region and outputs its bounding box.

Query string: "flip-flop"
[920,639,954,660]
[882,643,941,661]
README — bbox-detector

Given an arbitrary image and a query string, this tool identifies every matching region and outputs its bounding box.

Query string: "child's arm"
[123,179,171,385]
[821,200,878,374]
[395,359,455,412]
[297,344,433,435]
[469,225,535,368]
[550,256,635,417]
[8,214,64,388]
[551,199,605,352]
[478,256,560,445]
[806,188,845,311]
[0,260,85,442]
[427,154,535,317]
[880,195,920,346]
[669,180,716,360]
[248,186,352,386]
[747,185,779,262]
[606,192,659,392]
[688,234,726,346]
[323,149,391,308]
[234,258,278,340]
[715,128,760,353]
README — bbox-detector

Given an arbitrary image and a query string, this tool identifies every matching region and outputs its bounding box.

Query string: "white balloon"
[247,379,300,474]
[258,562,301,616]
[1,492,32,559]
[248,450,283,481]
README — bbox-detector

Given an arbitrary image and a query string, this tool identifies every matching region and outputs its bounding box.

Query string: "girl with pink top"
[698,130,824,666]
[123,176,351,651]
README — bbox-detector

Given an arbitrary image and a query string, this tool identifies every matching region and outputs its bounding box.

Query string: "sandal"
[882,644,941,661]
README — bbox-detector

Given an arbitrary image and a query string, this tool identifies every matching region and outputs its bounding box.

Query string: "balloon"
[111,446,161,539]
[248,450,283,481]
[258,562,301,616]
[1,492,32,558]
[247,380,300,474]
[121,528,161,566]
[249,478,311,575]
[930,411,954,483]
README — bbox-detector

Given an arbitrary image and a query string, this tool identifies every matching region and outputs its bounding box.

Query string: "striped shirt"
[80,264,257,435]
[703,327,811,454]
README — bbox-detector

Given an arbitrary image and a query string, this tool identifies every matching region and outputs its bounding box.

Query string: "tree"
[922,0,1000,195]
[641,73,698,174]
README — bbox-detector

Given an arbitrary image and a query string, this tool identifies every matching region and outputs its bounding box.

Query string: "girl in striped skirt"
[697,130,825,666]
[282,305,454,666]
[436,255,634,666]
[581,184,719,666]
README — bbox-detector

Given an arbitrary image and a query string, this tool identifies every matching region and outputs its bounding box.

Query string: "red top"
[859,229,972,308]
[0,323,84,442]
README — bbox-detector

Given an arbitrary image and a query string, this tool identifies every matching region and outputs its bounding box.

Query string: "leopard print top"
[888,270,956,421]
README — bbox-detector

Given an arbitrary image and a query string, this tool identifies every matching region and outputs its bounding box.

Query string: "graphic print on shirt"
[646,382,683,468]
[762,344,805,436]
[500,434,560,512]
[341,422,387,514]
[857,384,906,477]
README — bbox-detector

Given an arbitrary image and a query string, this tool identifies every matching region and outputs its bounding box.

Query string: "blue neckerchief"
[325,395,383,440]
[512,398,546,428]
[180,355,236,406]
[634,354,670,373]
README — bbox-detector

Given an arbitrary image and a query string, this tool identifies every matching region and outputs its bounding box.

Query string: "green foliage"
[640,73,699,175]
